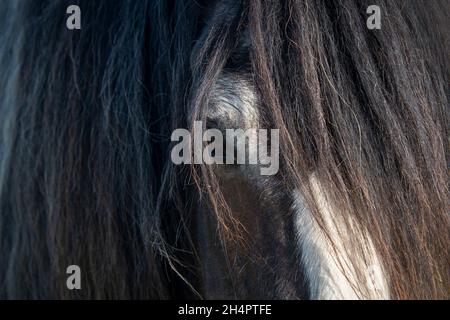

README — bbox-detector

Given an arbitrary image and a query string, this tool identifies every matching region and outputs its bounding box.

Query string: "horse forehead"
[208,73,259,129]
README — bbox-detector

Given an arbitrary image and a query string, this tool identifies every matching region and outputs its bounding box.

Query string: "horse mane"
[0,0,201,299]
[0,0,448,299]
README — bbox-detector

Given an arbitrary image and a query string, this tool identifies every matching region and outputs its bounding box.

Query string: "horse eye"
[205,121,236,165]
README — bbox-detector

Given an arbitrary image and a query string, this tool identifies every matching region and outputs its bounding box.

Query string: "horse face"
[196,47,389,300]
[193,2,389,300]
[198,89,307,299]
[193,16,308,299]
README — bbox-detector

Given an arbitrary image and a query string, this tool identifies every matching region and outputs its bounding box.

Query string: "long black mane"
[0,0,448,299]
[0,0,202,299]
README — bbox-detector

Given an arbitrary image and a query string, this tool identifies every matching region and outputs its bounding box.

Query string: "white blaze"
[293,177,389,300]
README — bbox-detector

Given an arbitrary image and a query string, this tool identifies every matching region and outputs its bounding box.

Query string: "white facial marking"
[209,73,259,129]
[208,73,279,177]
[293,176,390,300]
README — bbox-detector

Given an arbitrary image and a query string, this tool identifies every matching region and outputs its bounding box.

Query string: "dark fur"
[0,0,448,299]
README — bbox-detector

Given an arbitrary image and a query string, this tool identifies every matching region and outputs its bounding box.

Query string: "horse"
[0,0,448,299]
